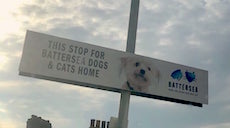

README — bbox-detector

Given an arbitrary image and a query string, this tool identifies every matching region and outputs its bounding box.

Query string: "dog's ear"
[154,70,160,84]
[119,57,128,76]
[120,57,128,67]
[150,66,160,84]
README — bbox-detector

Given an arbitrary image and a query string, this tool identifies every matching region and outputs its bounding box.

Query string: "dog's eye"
[135,62,140,67]
[148,67,151,71]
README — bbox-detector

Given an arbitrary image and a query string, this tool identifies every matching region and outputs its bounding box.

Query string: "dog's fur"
[120,57,160,93]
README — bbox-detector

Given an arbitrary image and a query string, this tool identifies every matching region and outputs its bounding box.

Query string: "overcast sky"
[1,0,230,128]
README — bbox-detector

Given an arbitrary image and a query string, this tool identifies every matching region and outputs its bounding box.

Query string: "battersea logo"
[169,69,198,96]
[171,69,196,83]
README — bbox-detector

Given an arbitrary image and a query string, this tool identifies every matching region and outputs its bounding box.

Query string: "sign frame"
[19,30,208,107]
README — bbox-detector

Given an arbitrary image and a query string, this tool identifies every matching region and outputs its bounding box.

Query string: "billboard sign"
[19,31,208,106]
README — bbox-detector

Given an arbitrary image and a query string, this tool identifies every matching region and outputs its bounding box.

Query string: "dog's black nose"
[140,69,145,75]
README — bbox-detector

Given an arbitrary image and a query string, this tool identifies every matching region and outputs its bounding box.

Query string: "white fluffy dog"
[120,57,160,93]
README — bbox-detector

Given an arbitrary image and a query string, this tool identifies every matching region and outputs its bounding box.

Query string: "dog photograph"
[120,56,160,93]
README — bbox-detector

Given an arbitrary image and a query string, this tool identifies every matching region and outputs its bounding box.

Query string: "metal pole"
[118,91,131,128]
[126,0,140,53]
[118,0,140,128]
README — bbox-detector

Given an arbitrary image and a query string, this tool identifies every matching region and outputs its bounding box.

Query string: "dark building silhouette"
[27,115,52,128]
[89,119,109,128]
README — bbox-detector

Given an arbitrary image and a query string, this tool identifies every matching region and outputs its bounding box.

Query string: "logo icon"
[171,69,196,83]
[171,69,182,81]
[185,71,196,83]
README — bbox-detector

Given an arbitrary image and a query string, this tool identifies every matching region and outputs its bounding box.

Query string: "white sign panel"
[19,31,208,106]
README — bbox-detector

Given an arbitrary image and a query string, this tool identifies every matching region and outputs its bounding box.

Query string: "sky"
[0,0,230,128]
